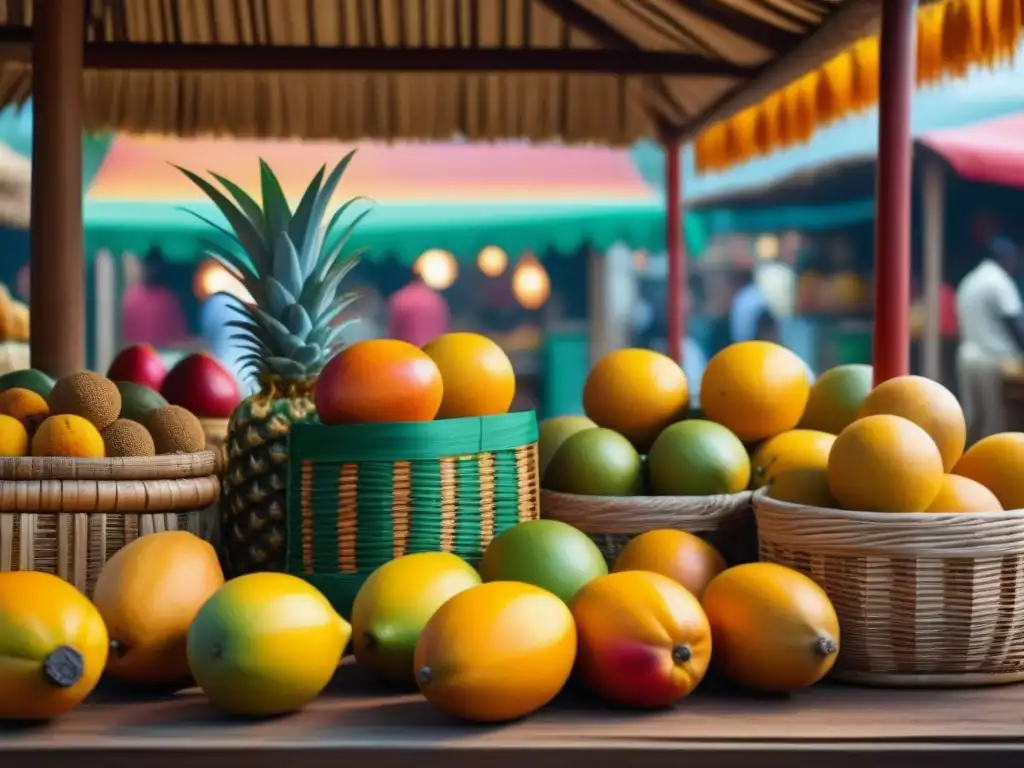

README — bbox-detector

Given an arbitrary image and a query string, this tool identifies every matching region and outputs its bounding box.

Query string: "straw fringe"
[696,0,1023,174]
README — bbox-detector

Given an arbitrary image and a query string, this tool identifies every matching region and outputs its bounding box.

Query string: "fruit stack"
[540,341,819,563]
[751,365,1024,684]
[0,520,840,723]
[285,331,538,617]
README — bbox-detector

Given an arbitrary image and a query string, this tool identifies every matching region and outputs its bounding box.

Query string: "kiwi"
[48,371,121,431]
[143,405,206,455]
[101,419,156,458]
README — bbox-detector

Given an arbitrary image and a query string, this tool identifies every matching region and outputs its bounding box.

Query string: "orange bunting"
[694,0,1023,174]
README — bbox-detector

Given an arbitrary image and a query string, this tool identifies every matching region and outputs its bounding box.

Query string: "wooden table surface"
[4,661,1024,768]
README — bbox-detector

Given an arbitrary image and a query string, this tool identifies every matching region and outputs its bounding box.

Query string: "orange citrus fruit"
[953,432,1024,511]
[827,414,944,512]
[611,529,726,599]
[314,339,443,424]
[571,570,711,708]
[700,341,810,443]
[857,375,966,471]
[767,467,839,508]
[702,563,839,692]
[749,429,836,489]
[414,582,575,722]
[925,474,1002,513]
[422,332,515,419]
[582,348,688,452]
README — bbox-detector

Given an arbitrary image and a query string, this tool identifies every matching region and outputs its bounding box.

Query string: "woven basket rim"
[0,451,218,481]
[541,488,752,534]
[752,486,1024,522]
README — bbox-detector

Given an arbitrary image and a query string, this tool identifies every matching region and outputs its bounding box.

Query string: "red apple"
[107,344,167,391]
[161,353,241,419]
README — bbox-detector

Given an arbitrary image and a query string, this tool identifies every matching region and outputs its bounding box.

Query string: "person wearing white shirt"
[956,238,1024,441]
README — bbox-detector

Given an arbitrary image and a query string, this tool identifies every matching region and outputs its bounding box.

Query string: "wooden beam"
[0,28,752,76]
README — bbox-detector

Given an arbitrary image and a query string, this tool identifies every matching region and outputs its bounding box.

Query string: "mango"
[93,531,224,686]
[571,571,711,708]
[0,571,109,720]
[414,581,576,722]
[187,573,351,717]
[352,552,481,684]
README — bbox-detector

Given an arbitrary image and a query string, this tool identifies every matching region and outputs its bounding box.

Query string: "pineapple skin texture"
[222,389,318,576]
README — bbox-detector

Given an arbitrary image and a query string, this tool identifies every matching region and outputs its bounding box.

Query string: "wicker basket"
[0,451,221,596]
[199,417,229,471]
[754,487,1024,687]
[285,411,540,618]
[541,489,755,567]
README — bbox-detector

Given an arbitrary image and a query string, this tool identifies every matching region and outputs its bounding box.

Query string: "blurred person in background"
[387,269,450,347]
[121,246,189,348]
[200,290,255,395]
[956,237,1024,441]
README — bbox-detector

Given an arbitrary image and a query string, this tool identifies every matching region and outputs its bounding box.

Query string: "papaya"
[0,571,109,720]
[92,531,225,686]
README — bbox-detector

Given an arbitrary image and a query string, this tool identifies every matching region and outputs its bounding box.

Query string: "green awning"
[84,199,707,264]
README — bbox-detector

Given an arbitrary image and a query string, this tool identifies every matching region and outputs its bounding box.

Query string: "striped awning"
[0,0,890,146]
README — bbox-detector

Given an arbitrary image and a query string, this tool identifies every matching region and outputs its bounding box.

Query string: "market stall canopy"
[694,0,1023,173]
[917,112,1024,190]
[0,0,893,145]
[85,135,677,261]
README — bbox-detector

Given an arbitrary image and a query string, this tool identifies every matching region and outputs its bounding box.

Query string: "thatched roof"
[0,0,888,145]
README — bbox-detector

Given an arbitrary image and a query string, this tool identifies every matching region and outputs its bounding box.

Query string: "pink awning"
[917,113,1024,191]
[89,136,655,204]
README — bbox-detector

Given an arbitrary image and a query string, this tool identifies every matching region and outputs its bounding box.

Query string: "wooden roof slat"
[0,0,888,146]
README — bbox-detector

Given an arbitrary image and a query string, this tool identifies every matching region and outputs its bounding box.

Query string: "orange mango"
[570,571,711,708]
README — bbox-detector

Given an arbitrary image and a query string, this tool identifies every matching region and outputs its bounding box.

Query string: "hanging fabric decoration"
[694,0,1024,174]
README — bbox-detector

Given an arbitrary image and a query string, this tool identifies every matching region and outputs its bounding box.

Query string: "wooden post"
[872,0,917,386]
[664,133,685,363]
[921,157,945,382]
[30,0,86,377]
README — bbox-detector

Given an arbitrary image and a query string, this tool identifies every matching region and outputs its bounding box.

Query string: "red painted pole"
[665,135,685,363]
[872,0,917,386]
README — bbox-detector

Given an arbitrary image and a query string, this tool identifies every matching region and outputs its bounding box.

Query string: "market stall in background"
[79,137,665,417]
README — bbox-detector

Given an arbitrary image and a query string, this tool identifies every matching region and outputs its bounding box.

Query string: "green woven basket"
[286,411,540,618]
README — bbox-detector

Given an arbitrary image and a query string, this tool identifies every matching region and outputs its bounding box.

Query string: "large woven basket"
[286,411,540,618]
[541,489,755,567]
[754,487,1024,687]
[0,451,221,595]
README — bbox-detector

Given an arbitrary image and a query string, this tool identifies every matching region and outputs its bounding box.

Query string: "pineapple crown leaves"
[174,150,373,381]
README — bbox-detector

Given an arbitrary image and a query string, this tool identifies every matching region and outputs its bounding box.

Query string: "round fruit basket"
[285,411,540,618]
[753,487,1024,687]
[0,451,220,596]
[541,489,755,567]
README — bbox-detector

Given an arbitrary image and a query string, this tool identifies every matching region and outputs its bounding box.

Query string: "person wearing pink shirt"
[121,247,190,348]
[386,273,450,348]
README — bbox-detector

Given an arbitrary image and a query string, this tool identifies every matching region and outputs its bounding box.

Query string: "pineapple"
[177,152,369,575]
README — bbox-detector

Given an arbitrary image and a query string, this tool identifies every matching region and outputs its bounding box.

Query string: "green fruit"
[799,364,873,435]
[351,552,481,684]
[116,381,169,422]
[538,415,595,479]
[479,519,607,604]
[647,419,750,496]
[543,427,642,496]
[0,369,54,398]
